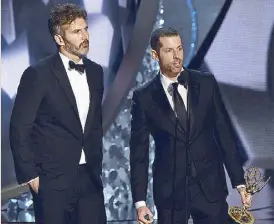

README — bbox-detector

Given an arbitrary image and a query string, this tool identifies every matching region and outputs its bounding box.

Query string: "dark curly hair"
[48,3,87,37]
[150,27,180,51]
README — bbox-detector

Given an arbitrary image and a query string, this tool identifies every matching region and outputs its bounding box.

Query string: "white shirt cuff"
[21,176,39,186]
[236,184,246,189]
[135,201,146,209]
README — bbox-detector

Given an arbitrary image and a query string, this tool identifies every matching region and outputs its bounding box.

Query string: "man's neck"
[160,67,184,81]
[161,72,180,81]
[59,48,82,63]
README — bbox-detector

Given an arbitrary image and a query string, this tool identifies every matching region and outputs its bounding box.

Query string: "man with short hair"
[10,3,106,224]
[130,27,252,224]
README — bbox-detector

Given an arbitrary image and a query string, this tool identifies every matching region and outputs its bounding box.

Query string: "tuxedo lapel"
[51,53,81,124]
[151,75,185,137]
[187,70,201,140]
[83,58,101,135]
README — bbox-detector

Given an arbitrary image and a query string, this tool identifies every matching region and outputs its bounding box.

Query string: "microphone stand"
[185,84,190,224]
[171,80,191,224]
[171,95,179,224]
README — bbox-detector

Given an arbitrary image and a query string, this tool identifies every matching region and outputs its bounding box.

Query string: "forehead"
[62,17,87,31]
[159,35,182,48]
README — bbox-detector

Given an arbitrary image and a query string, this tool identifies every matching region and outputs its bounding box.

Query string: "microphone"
[169,69,190,224]
[177,70,189,88]
[178,68,191,224]
[169,69,191,224]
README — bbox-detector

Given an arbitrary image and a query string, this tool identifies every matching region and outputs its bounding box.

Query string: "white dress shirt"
[161,72,188,110]
[135,72,186,209]
[59,52,89,164]
[24,53,90,185]
[135,71,245,209]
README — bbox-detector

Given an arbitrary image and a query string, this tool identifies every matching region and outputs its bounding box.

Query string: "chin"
[172,68,182,73]
[79,51,89,57]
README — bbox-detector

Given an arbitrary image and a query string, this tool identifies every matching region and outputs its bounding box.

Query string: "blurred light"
[2,32,30,99]
[83,0,103,14]
[2,0,16,44]
[41,0,50,5]
[87,15,113,67]
[118,0,127,8]
[159,19,164,26]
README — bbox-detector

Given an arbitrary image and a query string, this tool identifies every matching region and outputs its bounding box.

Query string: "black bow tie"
[69,60,85,73]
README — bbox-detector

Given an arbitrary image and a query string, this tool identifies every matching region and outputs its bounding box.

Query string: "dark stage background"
[1,0,274,223]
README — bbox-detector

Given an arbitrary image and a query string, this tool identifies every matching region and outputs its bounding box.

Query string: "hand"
[238,187,252,209]
[28,177,39,193]
[137,206,153,224]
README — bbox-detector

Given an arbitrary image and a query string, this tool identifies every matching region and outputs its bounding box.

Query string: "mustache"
[172,60,181,63]
[80,40,89,47]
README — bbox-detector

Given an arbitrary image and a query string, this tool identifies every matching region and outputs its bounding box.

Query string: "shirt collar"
[59,52,84,70]
[160,68,184,90]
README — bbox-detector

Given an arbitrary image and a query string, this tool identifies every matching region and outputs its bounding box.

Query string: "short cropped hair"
[150,27,181,51]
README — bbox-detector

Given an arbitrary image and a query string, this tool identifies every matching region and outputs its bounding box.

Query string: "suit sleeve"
[212,75,245,188]
[130,90,150,203]
[97,65,104,175]
[9,67,44,184]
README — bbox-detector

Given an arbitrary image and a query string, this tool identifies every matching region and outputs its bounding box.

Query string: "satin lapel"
[187,70,200,140]
[83,59,101,135]
[51,53,81,124]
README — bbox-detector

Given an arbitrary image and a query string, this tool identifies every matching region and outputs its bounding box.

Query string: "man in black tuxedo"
[9,3,106,224]
[130,27,252,224]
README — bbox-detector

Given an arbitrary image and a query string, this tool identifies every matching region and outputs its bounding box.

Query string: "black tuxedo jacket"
[10,52,104,191]
[130,69,245,209]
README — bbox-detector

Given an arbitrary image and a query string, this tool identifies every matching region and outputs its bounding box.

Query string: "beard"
[63,39,89,57]
[162,59,183,74]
